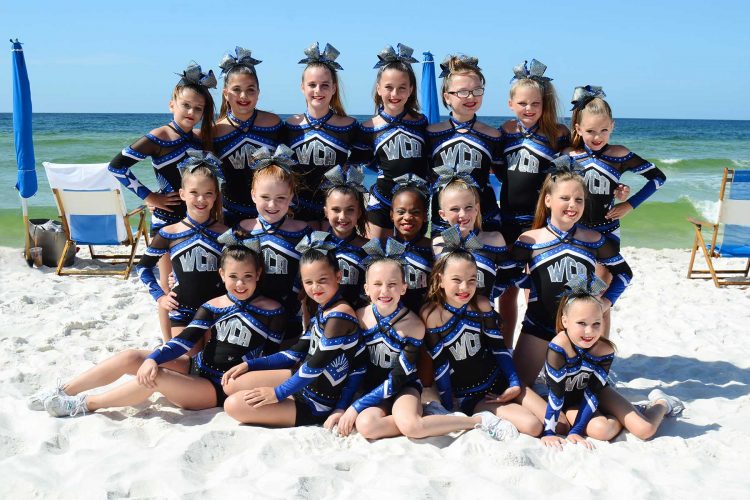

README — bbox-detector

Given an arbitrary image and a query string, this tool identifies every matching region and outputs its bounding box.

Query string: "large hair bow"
[561,273,608,300]
[295,231,338,255]
[439,55,480,78]
[391,173,430,198]
[433,164,479,191]
[250,145,298,174]
[219,46,262,75]
[299,42,343,71]
[362,237,408,266]
[571,85,606,110]
[178,149,225,185]
[374,43,418,68]
[511,59,552,84]
[322,165,366,193]
[546,154,583,179]
[440,225,483,253]
[177,63,217,89]
[216,230,261,254]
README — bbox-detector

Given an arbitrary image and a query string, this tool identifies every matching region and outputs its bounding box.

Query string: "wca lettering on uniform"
[178,247,219,273]
[216,317,254,347]
[369,343,397,369]
[448,330,482,361]
[262,248,288,274]
[382,134,422,161]
[507,149,539,173]
[227,144,257,170]
[439,143,482,169]
[565,372,590,392]
[339,260,359,285]
[295,142,336,166]
[584,170,611,195]
[405,264,427,289]
[546,256,588,283]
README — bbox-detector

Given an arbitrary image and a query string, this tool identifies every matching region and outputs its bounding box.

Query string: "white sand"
[1,246,748,499]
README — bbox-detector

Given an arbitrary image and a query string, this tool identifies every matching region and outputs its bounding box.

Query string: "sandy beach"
[1,245,748,499]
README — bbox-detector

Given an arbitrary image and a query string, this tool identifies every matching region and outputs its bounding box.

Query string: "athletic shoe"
[648,389,684,417]
[27,380,66,411]
[474,411,519,441]
[45,394,88,418]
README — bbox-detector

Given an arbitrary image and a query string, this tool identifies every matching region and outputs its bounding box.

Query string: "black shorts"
[458,371,510,415]
[293,393,330,427]
[500,219,532,247]
[188,357,227,407]
[520,320,556,342]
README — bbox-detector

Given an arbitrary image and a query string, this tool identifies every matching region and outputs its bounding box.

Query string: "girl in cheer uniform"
[285,42,358,225]
[427,55,502,236]
[214,47,283,226]
[222,239,364,427]
[357,43,430,239]
[108,63,216,341]
[37,245,285,417]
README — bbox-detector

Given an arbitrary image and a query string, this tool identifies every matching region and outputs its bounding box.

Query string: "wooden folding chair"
[43,162,150,279]
[687,168,750,287]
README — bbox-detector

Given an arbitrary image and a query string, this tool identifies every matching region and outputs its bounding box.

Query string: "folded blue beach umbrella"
[421,51,440,124]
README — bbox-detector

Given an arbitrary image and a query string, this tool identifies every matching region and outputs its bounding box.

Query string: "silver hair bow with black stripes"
[440,225,483,253]
[299,42,343,71]
[295,231,338,255]
[439,55,480,78]
[322,165,366,193]
[546,154,583,179]
[391,173,430,198]
[571,85,606,110]
[362,237,408,266]
[250,145,298,174]
[433,164,479,191]
[512,59,552,84]
[216,230,261,254]
[374,43,418,69]
[178,149,225,186]
[561,273,608,301]
[219,46,262,75]
[177,63,217,89]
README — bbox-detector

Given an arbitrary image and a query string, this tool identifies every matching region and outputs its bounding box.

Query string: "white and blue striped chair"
[43,162,149,278]
[688,168,750,287]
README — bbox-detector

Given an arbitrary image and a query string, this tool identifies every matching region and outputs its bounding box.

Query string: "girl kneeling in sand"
[421,250,544,439]
[540,275,684,448]
[221,236,364,427]
[33,245,285,417]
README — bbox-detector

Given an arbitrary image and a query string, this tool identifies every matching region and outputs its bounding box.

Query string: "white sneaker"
[27,381,66,411]
[45,394,88,417]
[474,411,519,441]
[648,389,684,417]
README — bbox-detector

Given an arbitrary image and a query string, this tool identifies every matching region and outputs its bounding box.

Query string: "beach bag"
[29,218,76,267]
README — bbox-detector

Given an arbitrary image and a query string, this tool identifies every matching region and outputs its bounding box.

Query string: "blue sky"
[2,0,748,119]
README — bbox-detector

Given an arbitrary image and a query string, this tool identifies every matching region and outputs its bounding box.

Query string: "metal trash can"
[28,219,76,267]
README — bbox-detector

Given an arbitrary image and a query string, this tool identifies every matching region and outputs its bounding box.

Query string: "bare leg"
[392,388,482,439]
[563,407,622,441]
[595,263,613,338]
[356,405,400,439]
[473,399,543,437]
[63,349,189,396]
[158,254,173,343]
[366,223,393,240]
[500,288,519,349]
[513,333,549,387]
[86,368,217,411]
[224,393,297,426]
[599,386,669,440]
[512,385,568,433]
[223,369,293,395]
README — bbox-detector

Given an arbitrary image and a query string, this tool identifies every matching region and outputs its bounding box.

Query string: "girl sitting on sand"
[221,234,364,428]
[332,242,516,440]
[509,157,633,387]
[285,42,358,226]
[108,63,216,343]
[428,55,502,236]
[541,275,684,448]
[319,165,369,307]
[135,152,227,343]
[214,46,283,227]
[421,250,544,438]
[357,43,430,239]
[34,244,285,417]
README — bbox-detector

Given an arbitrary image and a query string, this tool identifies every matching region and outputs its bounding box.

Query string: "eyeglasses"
[446,87,485,98]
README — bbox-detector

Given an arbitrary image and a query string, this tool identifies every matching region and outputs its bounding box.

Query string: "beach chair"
[42,162,149,279]
[687,168,750,287]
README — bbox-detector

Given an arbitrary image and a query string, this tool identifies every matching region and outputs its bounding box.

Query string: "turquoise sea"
[2,113,749,249]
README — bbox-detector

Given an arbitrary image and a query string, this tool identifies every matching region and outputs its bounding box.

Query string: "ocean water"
[2,113,749,249]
